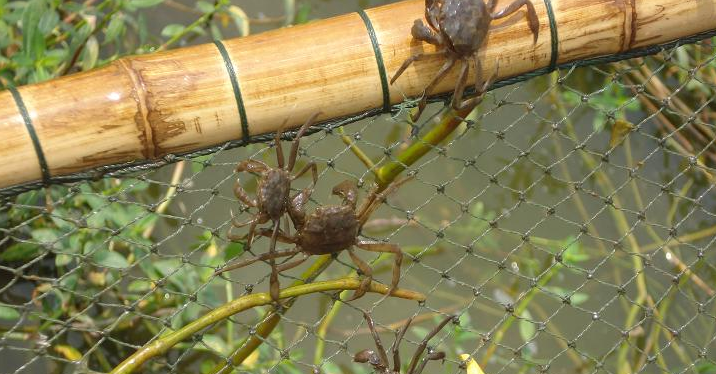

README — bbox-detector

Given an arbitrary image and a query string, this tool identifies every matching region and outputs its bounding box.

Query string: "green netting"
[2,2,716,374]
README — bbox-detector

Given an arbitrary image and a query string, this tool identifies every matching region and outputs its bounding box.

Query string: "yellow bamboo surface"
[1,0,716,190]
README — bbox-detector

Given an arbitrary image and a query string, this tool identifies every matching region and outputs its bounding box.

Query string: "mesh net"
[3,9,716,374]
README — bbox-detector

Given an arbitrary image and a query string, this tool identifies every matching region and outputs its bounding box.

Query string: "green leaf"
[60,272,79,290]
[227,6,249,37]
[37,9,59,34]
[105,15,126,42]
[0,305,21,321]
[30,228,59,243]
[0,21,9,49]
[161,24,185,38]
[294,3,312,24]
[562,238,589,264]
[40,48,68,67]
[154,259,178,275]
[80,36,99,71]
[93,249,130,269]
[29,65,52,83]
[191,155,211,173]
[519,310,536,342]
[128,280,151,293]
[137,13,148,45]
[223,242,244,261]
[67,233,83,255]
[696,362,716,374]
[409,325,430,340]
[282,0,295,25]
[201,334,229,355]
[1,243,42,266]
[49,208,74,231]
[195,1,214,13]
[55,253,73,267]
[570,292,589,305]
[21,0,47,59]
[128,0,165,8]
[54,344,82,361]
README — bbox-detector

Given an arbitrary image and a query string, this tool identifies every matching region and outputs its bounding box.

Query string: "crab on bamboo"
[391,0,539,121]
[225,112,320,301]
[216,176,413,301]
[353,311,456,374]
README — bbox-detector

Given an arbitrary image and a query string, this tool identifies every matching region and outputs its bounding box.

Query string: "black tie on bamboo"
[543,0,559,71]
[213,39,250,142]
[357,10,391,113]
[9,86,50,185]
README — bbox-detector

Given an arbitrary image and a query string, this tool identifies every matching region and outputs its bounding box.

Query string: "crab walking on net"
[391,0,539,121]
[217,175,414,302]
[223,112,320,302]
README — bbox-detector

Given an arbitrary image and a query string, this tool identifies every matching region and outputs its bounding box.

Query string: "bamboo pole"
[1,0,715,190]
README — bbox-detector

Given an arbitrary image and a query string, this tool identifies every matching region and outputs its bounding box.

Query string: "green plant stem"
[48,0,113,45]
[57,7,119,76]
[623,140,701,371]
[82,332,112,372]
[211,111,433,372]
[142,160,185,240]
[547,73,631,315]
[313,288,343,365]
[547,77,611,260]
[641,224,716,252]
[206,255,332,374]
[338,127,377,175]
[625,139,713,297]
[549,74,652,374]
[376,106,475,188]
[110,277,424,374]
[312,246,430,365]
[225,277,234,349]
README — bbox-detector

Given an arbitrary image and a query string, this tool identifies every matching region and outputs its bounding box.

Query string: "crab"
[353,311,456,374]
[391,0,539,121]
[226,112,320,300]
[216,177,412,301]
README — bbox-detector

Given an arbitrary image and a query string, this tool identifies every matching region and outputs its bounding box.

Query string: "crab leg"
[268,222,282,301]
[361,311,391,369]
[450,59,471,111]
[227,211,268,249]
[288,111,321,172]
[356,241,403,296]
[235,159,270,174]
[406,315,455,374]
[232,180,258,208]
[412,57,456,122]
[291,162,318,186]
[347,248,374,300]
[491,0,539,43]
[357,176,413,227]
[454,59,499,111]
[391,315,414,372]
[275,252,309,272]
[214,248,301,275]
[390,50,447,85]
